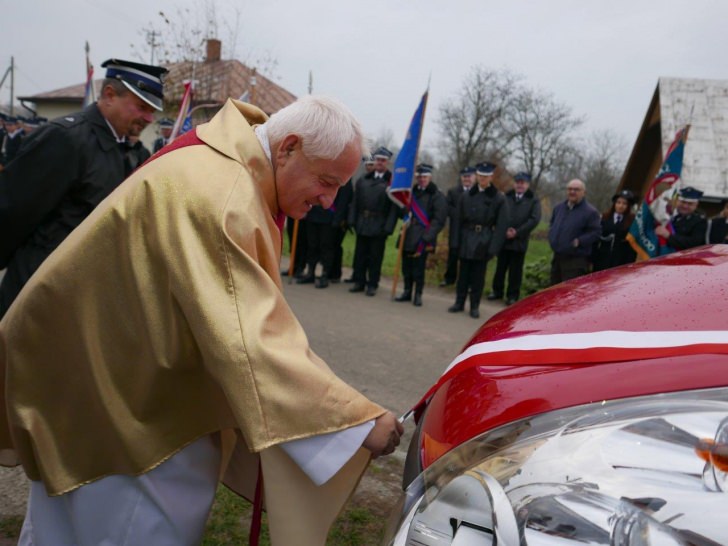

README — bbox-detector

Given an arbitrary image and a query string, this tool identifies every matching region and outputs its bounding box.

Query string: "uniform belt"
[467,224,486,232]
[362,210,382,218]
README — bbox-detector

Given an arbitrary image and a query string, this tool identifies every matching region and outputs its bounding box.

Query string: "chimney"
[206,39,221,63]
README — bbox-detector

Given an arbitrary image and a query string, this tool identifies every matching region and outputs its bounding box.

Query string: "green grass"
[286,220,553,295]
[201,485,388,546]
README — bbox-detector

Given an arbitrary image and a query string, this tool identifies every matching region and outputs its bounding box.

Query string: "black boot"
[296,273,315,284]
[315,275,329,289]
[448,302,465,313]
[349,283,365,293]
[413,293,423,306]
[470,307,480,318]
[394,290,412,302]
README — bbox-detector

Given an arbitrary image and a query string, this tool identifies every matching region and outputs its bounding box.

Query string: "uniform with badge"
[0,59,167,317]
[592,189,637,271]
[489,172,542,303]
[394,164,447,306]
[153,117,174,153]
[449,162,509,318]
[666,186,708,251]
[347,147,398,296]
[441,166,474,286]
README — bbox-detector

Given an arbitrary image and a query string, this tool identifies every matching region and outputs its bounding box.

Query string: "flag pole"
[391,219,408,299]
[390,87,430,300]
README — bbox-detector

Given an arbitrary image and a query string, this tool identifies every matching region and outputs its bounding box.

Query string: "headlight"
[383,387,728,545]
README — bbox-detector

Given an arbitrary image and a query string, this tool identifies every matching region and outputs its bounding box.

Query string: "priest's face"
[274,135,360,219]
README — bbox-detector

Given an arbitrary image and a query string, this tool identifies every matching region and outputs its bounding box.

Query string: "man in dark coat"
[329,178,353,282]
[347,146,398,296]
[440,166,475,287]
[655,186,708,252]
[448,162,509,318]
[394,164,447,306]
[124,134,152,173]
[152,118,174,153]
[0,116,24,167]
[548,179,601,285]
[708,199,728,245]
[0,59,167,318]
[488,172,541,304]
[298,200,339,288]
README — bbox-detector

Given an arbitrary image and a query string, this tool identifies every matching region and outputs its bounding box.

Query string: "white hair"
[264,95,368,160]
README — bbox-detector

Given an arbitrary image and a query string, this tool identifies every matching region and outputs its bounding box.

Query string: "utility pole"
[147,30,159,65]
[308,70,313,95]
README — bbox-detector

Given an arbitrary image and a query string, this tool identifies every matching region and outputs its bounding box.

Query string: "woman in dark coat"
[592,189,637,271]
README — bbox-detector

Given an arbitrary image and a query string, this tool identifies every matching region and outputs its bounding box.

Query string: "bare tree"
[436,66,522,184]
[506,88,583,191]
[580,129,629,212]
[131,1,279,79]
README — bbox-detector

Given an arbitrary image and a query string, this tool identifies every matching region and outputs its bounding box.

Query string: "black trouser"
[401,251,429,295]
[443,246,459,284]
[286,217,307,275]
[455,257,488,310]
[306,222,336,277]
[550,254,590,285]
[492,248,526,300]
[330,227,347,280]
[352,234,387,288]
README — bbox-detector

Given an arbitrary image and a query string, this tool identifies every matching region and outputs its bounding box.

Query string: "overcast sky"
[4,0,728,159]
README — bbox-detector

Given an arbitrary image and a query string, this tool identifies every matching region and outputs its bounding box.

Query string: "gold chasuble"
[0,100,385,544]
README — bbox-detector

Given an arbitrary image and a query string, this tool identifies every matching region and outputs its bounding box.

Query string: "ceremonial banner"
[387,91,428,209]
[627,125,690,260]
[170,81,194,141]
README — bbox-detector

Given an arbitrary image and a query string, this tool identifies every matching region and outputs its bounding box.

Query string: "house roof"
[620,77,728,202]
[18,59,296,115]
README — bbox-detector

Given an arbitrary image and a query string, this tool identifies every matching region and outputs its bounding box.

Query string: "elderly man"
[0,96,402,545]
[488,171,541,304]
[548,178,601,284]
[655,186,707,251]
[0,59,167,318]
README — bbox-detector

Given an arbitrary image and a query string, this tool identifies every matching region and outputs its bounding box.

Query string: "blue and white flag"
[387,91,428,210]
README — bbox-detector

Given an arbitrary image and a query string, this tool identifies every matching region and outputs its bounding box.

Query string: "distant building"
[17,39,297,149]
[620,77,728,214]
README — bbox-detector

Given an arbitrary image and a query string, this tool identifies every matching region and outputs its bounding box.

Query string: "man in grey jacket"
[548,178,601,284]
[488,172,541,304]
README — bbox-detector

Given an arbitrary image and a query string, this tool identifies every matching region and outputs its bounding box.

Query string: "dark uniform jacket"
[453,184,509,260]
[446,184,467,247]
[401,182,448,254]
[592,212,636,271]
[708,215,728,244]
[348,170,397,237]
[1,130,23,166]
[152,136,169,153]
[548,198,601,257]
[502,188,541,253]
[0,103,126,315]
[124,140,151,173]
[332,179,353,228]
[667,212,707,250]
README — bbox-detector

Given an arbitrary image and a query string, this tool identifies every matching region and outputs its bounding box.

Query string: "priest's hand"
[363,412,404,458]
